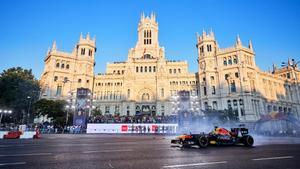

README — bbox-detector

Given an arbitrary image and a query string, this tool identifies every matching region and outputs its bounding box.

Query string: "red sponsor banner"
[152,125,158,131]
[121,125,128,132]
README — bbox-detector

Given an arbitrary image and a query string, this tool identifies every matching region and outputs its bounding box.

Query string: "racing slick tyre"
[198,136,209,148]
[242,135,254,147]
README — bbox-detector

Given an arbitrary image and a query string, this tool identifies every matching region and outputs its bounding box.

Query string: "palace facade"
[40,13,300,122]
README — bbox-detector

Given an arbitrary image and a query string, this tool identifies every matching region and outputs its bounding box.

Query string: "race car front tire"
[242,135,254,147]
[198,136,209,148]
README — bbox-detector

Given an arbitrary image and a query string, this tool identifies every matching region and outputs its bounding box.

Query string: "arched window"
[61,64,65,68]
[228,56,232,65]
[223,58,227,66]
[140,66,143,72]
[149,66,152,72]
[233,55,238,64]
[54,76,58,82]
[142,93,150,100]
[145,66,147,72]
[136,67,139,73]
[56,63,60,68]
[230,81,236,92]
[66,64,70,69]
[143,54,151,59]
[78,79,82,83]
[227,100,232,109]
[127,89,130,98]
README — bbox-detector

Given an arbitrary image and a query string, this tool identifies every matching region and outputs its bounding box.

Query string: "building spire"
[248,40,253,50]
[141,12,145,21]
[86,32,90,40]
[202,28,206,38]
[51,41,57,51]
[209,27,214,37]
[236,34,242,47]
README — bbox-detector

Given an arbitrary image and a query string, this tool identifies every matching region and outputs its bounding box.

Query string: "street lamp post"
[0,109,13,124]
[27,96,32,124]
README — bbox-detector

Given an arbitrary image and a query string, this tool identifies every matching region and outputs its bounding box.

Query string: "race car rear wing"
[231,128,249,136]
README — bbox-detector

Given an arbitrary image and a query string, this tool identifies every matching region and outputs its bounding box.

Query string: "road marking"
[108,163,114,168]
[252,156,294,161]
[104,142,138,145]
[162,161,227,168]
[0,153,52,157]
[0,145,25,147]
[0,162,26,166]
[82,149,133,154]
[155,148,176,150]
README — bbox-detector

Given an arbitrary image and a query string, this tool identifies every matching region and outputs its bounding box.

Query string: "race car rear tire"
[198,136,209,148]
[243,135,254,147]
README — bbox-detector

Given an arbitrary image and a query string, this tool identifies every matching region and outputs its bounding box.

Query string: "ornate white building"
[40,13,300,122]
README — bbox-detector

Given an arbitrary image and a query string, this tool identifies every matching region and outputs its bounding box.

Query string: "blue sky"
[0,0,300,78]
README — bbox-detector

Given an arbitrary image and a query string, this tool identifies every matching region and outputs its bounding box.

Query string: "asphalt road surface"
[1,134,300,169]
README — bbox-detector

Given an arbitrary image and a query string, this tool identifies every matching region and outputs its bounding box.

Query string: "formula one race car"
[171,127,254,148]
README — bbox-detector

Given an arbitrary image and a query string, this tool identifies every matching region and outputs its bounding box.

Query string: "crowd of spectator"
[88,114,178,124]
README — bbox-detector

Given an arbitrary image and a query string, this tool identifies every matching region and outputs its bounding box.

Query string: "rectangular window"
[56,86,62,96]
[204,102,208,110]
[81,48,85,55]
[203,86,207,96]
[88,49,93,56]
[231,81,237,93]
[145,66,147,72]
[105,106,110,114]
[207,44,212,52]
[212,86,216,94]
[213,101,218,110]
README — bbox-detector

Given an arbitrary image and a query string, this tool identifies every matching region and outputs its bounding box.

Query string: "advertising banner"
[87,123,178,134]
[73,88,91,127]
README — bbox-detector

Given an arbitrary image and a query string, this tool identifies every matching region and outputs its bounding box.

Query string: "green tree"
[0,67,40,123]
[33,99,67,126]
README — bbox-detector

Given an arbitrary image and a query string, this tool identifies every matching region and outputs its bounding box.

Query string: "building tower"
[128,12,165,60]
[196,29,218,110]
[40,33,96,99]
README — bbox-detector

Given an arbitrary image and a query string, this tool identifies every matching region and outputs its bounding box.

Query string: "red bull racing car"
[171,127,254,148]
